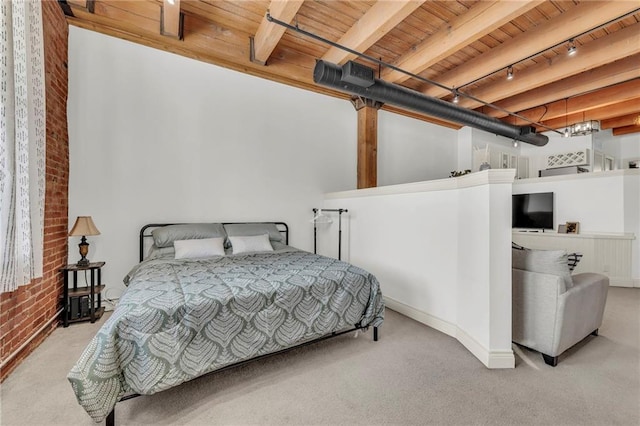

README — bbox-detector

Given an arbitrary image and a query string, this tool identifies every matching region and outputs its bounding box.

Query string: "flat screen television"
[512,192,554,230]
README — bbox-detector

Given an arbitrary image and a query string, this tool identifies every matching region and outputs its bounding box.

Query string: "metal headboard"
[139,222,289,262]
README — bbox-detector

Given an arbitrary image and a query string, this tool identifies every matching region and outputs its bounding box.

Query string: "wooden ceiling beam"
[505,79,640,126]
[161,0,182,39]
[534,98,640,132]
[612,125,640,136]
[64,7,459,130]
[89,1,161,34]
[250,0,304,65]
[601,113,640,129]
[382,0,544,84]
[423,1,640,100]
[457,23,640,110]
[486,55,640,119]
[321,0,425,65]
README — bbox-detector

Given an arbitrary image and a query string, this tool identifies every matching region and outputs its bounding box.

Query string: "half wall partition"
[321,169,516,368]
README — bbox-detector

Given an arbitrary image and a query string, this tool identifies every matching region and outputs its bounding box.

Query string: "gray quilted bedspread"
[68,250,384,422]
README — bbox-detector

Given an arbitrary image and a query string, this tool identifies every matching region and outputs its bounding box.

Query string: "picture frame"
[557,224,567,234]
[565,221,580,234]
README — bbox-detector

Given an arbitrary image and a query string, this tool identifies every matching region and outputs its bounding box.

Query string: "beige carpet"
[1,287,638,426]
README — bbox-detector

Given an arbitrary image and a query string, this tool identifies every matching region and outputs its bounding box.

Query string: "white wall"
[513,170,640,283]
[513,173,626,233]
[624,173,640,279]
[68,28,361,298]
[618,133,640,169]
[378,111,457,185]
[323,170,516,368]
[67,27,460,298]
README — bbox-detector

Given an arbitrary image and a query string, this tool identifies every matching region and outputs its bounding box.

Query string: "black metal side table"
[60,262,105,327]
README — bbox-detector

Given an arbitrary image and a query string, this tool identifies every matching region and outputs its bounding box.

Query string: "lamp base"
[77,237,90,267]
[76,258,90,267]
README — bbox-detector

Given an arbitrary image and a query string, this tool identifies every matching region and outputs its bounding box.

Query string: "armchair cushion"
[513,248,573,292]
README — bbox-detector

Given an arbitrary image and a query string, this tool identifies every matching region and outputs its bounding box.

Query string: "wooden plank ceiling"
[62,0,640,136]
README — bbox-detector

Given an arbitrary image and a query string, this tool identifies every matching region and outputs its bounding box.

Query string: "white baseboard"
[609,277,640,288]
[383,296,515,369]
[455,327,515,369]
[383,296,457,338]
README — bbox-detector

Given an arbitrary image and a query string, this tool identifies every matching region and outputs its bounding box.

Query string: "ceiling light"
[567,39,577,56]
[452,90,459,104]
[570,120,600,136]
[564,128,570,138]
[513,140,518,148]
[506,66,514,80]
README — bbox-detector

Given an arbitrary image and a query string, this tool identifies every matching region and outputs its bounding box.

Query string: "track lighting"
[506,66,514,80]
[567,39,577,56]
[452,90,459,104]
[564,128,570,138]
[513,140,518,148]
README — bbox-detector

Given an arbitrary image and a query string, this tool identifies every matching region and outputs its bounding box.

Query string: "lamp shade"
[69,216,101,237]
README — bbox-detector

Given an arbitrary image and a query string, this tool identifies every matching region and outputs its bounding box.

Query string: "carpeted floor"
[1,287,638,425]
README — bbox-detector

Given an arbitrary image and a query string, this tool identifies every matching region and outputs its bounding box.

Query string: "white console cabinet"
[512,231,636,287]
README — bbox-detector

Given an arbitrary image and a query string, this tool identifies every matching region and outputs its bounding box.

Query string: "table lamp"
[69,216,101,266]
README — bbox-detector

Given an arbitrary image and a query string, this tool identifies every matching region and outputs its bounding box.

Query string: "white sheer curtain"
[0,0,46,293]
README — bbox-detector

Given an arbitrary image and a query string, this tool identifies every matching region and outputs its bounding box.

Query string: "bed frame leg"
[373,326,378,342]
[106,408,115,426]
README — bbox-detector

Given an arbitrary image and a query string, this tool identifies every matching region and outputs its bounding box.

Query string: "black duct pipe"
[313,60,549,147]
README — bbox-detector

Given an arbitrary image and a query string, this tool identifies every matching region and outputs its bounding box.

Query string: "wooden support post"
[352,97,382,189]
[161,0,183,39]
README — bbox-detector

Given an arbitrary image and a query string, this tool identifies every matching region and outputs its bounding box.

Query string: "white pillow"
[229,234,273,254]
[174,237,225,259]
[512,248,573,291]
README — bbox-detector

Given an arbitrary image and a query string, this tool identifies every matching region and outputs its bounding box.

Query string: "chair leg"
[591,329,598,336]
[542,354,558,367]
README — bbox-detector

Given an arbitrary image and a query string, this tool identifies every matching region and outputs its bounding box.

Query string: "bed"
[67,222,384,424]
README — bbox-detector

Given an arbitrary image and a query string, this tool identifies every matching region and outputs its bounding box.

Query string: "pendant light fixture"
[506,65,514,80]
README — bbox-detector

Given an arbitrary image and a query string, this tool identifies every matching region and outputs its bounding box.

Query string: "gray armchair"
[512,269,609,366]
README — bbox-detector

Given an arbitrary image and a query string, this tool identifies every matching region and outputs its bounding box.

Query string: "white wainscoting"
[512,231,637,287]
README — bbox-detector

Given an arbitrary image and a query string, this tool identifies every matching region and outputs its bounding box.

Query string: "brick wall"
[0,1,69,381]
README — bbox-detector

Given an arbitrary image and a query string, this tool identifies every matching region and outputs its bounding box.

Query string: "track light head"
[506,66,514,80]
[452,90,459,104]
[567,39,577,56]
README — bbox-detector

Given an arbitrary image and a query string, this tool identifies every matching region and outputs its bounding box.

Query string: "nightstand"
[60,262,105,327]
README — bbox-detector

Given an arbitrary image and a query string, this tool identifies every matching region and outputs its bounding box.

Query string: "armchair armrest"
[512,268,565,355]
[554,273,609,355]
